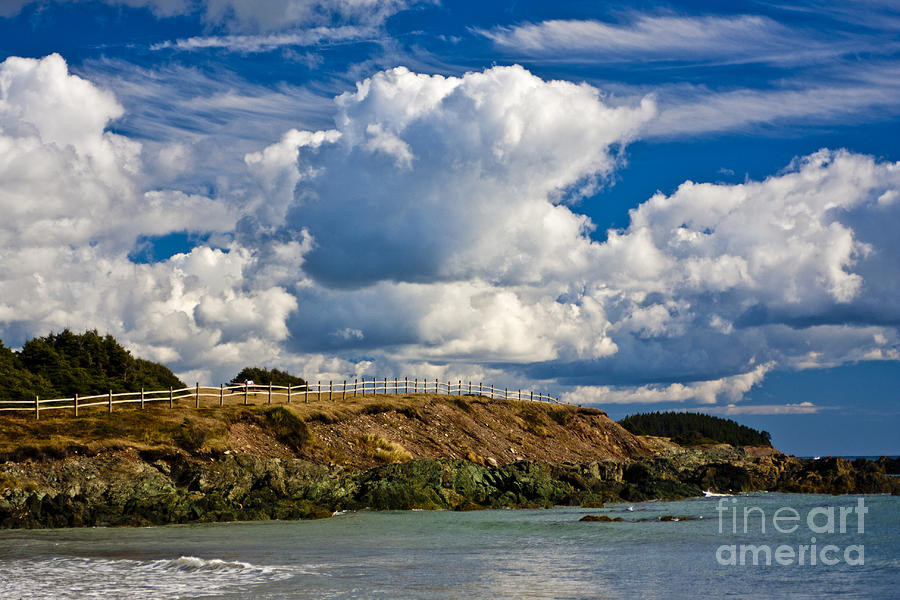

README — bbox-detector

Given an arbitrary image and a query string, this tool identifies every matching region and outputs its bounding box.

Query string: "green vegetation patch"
[618,411,772,447]
[1,330,185,402]
[254,406,312,451]
[230,367,307,388]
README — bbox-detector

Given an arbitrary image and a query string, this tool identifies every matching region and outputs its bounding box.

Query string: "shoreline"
[2,449,898,530]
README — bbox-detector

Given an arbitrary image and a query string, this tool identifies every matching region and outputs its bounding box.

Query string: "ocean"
[1,493,897,599]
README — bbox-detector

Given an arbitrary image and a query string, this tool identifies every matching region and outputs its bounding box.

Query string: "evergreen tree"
[4,330,184,398]
[619,411,772,447]
[229,367,307,388]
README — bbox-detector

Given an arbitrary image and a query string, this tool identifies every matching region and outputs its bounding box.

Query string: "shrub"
[174,418,209,453]
[518,408,549,436]
[547,408,574,426]
[257,407,311,451]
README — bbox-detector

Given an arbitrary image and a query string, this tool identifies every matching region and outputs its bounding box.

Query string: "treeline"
[618,411,772,447]
[0,330,185,400]
[0,329,311,402]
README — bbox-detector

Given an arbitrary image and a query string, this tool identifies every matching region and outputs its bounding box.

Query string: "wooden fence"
[0,377,560,420]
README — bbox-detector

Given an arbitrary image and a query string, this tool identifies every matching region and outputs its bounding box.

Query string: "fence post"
[469,381,472,395]
[458,380,462,396]
[354,378,358,397]
[435,379,439,394]
[329,380,333,402]
[35,395,39,420]
[220,384,224,407]
[140,387,145,410]
[479,382,482,396]
[244,383,248,405]
[384,377,387,395]
[108,389,113,413]
[287,385,292,404]
[342,380,346,401]
[447,381,451,395]
[317,381,321,402]
[405,377,408,394]
[170,386,174,408]
[530,390,533,402]
[394,377,398,395]
[74,393,78,417]
[518,389,521,401]
[195,382,200,408]
[505,387,508,400]
[305,383,309,404]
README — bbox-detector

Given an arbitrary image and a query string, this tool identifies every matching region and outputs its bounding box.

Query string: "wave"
[149,555,268,573]
[0,554,294,600]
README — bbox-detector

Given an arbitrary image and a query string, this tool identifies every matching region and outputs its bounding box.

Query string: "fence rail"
[0,377,560,419]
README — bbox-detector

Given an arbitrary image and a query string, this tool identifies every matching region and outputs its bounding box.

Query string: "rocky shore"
[2,446,897,529]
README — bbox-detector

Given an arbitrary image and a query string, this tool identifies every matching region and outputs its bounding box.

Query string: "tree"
[229,367,307,388]
[11,330,184,397]
[619,411,772,447]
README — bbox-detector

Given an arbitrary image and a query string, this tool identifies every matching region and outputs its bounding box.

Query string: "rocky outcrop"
[1,448,897,529]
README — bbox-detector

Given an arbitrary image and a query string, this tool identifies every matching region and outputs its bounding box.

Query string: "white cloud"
[252,65,655,288]
[697,402,823,415]
[645,76,900,138]
[1,1,420,32]
[151,25,378,52]
[561,362,774,405]
[476,14,846,66]
[1,56,899,409]
[0,54,298,384]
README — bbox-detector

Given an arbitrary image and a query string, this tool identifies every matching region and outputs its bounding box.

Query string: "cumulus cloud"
[0,54,298,384]
[247,65,655,289]
[2,55,899,409]
[560,362,774,405]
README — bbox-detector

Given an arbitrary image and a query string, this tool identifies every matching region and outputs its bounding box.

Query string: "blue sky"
[1,0,898,455]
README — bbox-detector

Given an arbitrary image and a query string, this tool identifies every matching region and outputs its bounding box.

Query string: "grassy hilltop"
[0,391,649,468]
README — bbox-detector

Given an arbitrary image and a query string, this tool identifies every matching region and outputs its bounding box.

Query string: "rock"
[1,448,897,529]
[580,515,623,522]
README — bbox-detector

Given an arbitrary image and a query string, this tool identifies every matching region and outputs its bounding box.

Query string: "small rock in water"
[580,515,624,522]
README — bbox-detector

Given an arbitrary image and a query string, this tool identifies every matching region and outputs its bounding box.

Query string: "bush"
[518,408,549,437]
[547,408,574,426]
[174,418,209,453]
[257,407,311,450]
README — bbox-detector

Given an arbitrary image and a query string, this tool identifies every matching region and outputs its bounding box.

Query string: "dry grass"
[0,393,462,457]
[357,433,413,463]
[0,393,638,467]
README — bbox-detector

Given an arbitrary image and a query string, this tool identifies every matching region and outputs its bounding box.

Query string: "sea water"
[1,493,897,599]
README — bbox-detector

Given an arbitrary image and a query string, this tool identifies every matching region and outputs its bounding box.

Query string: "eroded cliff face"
[1,448,897,529]
[1,396,896,528]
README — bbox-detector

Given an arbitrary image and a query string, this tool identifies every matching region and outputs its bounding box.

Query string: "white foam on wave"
[0,554,295,600]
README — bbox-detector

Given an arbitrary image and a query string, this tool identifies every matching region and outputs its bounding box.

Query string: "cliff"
[1,395,897,528]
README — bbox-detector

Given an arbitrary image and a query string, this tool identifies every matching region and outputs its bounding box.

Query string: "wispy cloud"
[475,14,854,66]
[696,402,823,415]
[151,25,378,53]
[644,70,900,137]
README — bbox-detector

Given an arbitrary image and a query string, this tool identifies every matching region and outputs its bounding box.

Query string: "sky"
[0,0,898,456]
